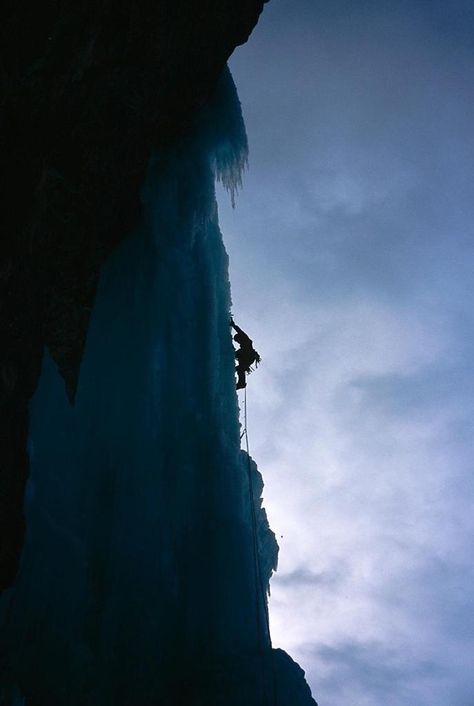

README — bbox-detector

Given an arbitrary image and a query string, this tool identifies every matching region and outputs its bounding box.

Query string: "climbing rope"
[241,387,278,706]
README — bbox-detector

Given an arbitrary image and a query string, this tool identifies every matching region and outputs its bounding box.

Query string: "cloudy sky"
[217,1,474,704]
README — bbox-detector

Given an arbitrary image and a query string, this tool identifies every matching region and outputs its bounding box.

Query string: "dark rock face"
[0,0,268,590]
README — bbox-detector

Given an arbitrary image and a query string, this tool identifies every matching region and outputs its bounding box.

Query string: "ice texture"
[0,68,316,706]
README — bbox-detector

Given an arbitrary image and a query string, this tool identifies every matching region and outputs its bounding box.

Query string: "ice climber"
[230,319,261,390]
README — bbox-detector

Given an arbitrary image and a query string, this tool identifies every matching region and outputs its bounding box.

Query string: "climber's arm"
[230,319,242,334]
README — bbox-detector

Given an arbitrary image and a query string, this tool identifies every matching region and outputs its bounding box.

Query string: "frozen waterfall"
[0,68,316,706]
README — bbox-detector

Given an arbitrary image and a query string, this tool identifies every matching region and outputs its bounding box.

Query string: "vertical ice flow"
[0,68,317,706]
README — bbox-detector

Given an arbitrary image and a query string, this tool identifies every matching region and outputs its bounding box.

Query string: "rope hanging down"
[241,387,278,706]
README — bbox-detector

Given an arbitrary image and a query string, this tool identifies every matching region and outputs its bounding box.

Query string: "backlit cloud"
[218,2,474,704]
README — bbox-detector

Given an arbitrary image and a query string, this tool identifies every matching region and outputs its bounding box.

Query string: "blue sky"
[217,1,474,704]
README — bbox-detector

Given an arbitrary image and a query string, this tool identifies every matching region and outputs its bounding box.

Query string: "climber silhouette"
[230,319,261,389]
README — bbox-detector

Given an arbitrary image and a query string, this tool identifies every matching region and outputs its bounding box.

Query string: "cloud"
[225,255,474,705]
[217,1,474,704]
[273,566,344,590]
[305,639,447,706]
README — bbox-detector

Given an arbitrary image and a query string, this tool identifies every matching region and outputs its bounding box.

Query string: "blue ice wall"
[0,69,315,706]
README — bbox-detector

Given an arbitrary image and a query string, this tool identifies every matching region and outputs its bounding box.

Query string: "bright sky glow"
[218,1,474,703]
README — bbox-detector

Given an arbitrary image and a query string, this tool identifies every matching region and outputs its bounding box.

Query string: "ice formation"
[0,69,316,706]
